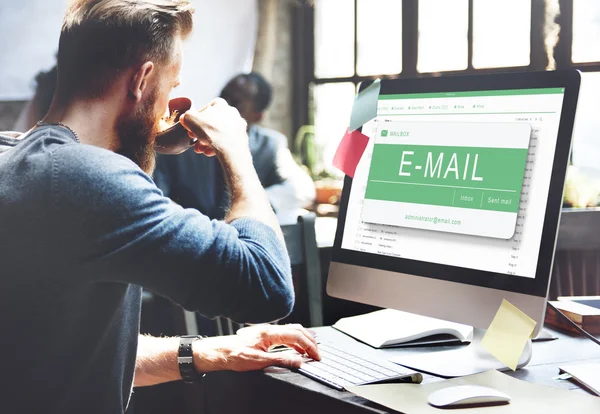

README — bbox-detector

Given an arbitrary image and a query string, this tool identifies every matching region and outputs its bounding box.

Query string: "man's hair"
[57,0,194,99]
[222,72,273,113]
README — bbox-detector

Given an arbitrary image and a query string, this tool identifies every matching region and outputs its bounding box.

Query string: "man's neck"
[43,98,120,151]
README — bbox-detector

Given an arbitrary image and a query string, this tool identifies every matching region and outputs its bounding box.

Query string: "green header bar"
[379,88,565,100]
[365,144,528,213]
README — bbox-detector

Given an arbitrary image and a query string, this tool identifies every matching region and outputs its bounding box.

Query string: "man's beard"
[116,89,159,174]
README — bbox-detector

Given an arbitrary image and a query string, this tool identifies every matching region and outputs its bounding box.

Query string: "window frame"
[291,0,600,156]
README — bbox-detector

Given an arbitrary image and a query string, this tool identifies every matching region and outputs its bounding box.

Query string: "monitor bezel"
[331,70,581,298]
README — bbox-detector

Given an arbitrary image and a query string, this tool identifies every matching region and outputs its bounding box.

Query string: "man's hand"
[193,324,321,373]
[179,97,283,236]
[180,98,248,158]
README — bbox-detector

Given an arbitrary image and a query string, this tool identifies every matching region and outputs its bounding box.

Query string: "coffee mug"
[155,97,197,155]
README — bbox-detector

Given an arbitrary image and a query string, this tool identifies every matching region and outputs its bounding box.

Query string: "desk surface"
[200,326,600,414]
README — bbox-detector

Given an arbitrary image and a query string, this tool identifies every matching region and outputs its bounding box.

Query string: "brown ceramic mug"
[155,97,197,155]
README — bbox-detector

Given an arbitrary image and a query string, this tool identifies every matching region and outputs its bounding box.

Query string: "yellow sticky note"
[480,299,537,371]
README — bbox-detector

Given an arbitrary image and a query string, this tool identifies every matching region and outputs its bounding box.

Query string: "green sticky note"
[480,299,537,370]
[349,79,381,131]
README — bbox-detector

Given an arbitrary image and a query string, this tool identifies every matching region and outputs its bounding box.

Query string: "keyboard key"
[301,363,357,387]
[307,361,362,384]
[318,353,374,378]
[297,342,418,390]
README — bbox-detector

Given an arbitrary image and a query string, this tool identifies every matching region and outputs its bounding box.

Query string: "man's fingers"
[272,331,320,361]
[285,324,318,345]
[292,332,321,361]
[193,139,212,153]
[285,343,313,357]
[231,348,303,372]
[180,111,211,138]
[274,325,319,357]
[195,137,211,147]
[203,148,217,157]
[261,350,303,369]
[193,143,216,157]
[191,133,217,156]
[240,324,321,361]
[180,112,200,134]
[210,97,228,107]
[194,147,216,157]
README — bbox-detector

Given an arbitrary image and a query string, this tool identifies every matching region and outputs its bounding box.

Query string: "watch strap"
[178,335,206,383]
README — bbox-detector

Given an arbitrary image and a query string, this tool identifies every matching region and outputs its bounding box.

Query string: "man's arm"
[180,99,283,241]
[135,325,319,387]
[134,335,180,387]
[52,98,294,323]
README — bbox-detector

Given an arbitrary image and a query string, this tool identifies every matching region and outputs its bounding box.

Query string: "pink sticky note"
[332,128,369,178]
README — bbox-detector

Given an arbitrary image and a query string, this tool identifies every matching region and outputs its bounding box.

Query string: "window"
[418,0,468,73]
[297,0,600,176]
[472,0,531,69]
[311,82,356,169]
[357,0,403,76]
[314,0,354,78]
[568,0,600,168]
[310,0,403,176]
[571,72,600,168]
[572,0,600,63]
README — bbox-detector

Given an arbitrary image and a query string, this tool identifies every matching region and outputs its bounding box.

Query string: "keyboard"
[298,342,423,391]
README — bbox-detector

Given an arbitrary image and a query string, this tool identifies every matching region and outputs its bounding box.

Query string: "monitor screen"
[340,87,566,281]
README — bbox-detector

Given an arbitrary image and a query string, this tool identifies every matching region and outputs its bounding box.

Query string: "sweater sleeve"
[50,145,293,323]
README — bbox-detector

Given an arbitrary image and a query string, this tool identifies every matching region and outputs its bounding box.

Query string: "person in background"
[154,72,316,223]
[13,64,57,132]
[0,1,319,413]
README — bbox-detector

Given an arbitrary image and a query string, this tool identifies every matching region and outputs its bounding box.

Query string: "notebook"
[546,299,600,334]
[332,309,473,348]
[558,295,600,310]
[560,362,600,396]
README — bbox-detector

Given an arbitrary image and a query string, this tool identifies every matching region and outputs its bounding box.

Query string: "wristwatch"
[178,335,206,384]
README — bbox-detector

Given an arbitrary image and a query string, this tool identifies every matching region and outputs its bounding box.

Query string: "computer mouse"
[428,385,511,408]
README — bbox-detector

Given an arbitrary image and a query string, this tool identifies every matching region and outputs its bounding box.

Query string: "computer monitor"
[327,70,580,375]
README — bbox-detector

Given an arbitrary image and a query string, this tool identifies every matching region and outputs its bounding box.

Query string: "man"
[0,1,319,413]
[154,72,316,221]
[13,63,58,132]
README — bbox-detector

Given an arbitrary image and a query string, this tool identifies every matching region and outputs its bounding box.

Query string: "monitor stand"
[389,328,532,378]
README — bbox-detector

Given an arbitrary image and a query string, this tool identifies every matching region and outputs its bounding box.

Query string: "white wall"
[179,0,257,105]
[0,0,257,104]
[0,0,65,100]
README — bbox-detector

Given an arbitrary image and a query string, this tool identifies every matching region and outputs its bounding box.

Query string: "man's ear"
[129,62,154,102]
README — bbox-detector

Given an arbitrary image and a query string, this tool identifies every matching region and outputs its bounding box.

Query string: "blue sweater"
[0,125,293,413]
